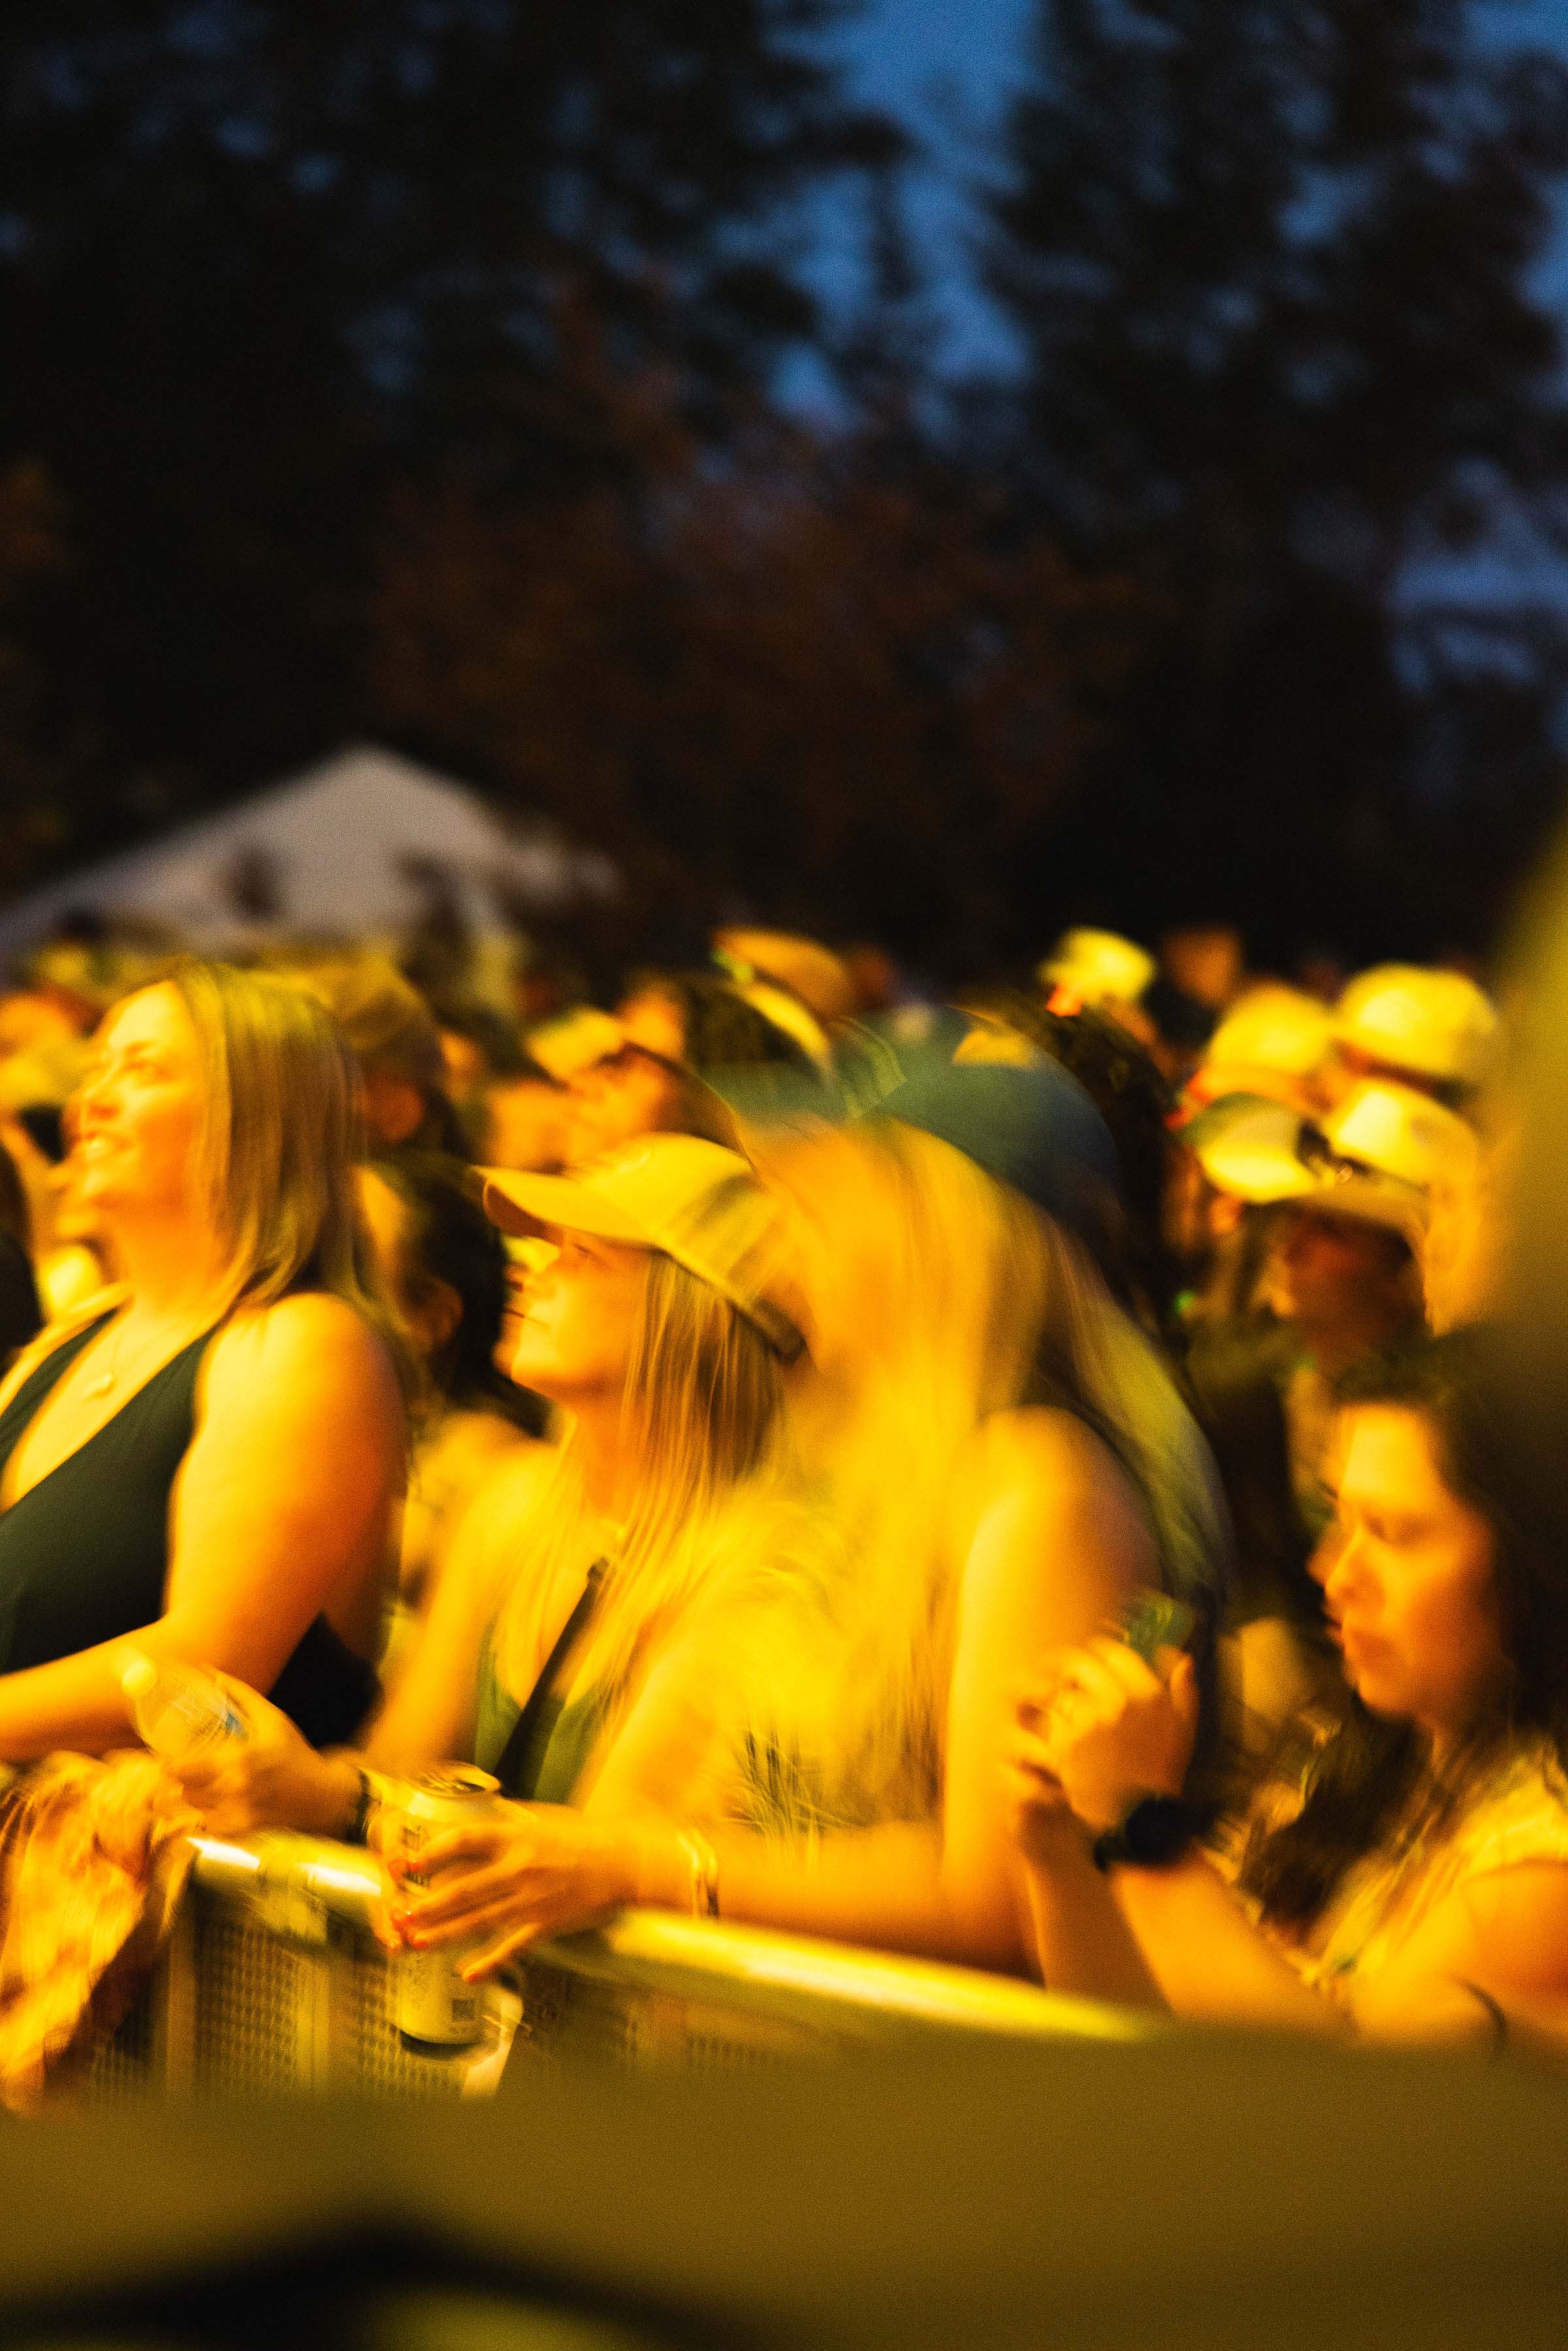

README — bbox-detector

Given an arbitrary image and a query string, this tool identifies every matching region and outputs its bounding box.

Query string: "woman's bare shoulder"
[966,1403,1125,1497]
[204,1292,401,1423]
[216,1289,385,1366]
[952,1407,1152,1579]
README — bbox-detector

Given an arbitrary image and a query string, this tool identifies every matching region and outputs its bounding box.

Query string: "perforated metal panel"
[82,1974,159,2103]
[82,1834,1147,2103]
[513,1958,831,2075]
[193,1896,327,2094]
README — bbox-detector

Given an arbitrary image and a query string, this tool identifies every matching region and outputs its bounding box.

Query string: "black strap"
[492,1559,607,1798]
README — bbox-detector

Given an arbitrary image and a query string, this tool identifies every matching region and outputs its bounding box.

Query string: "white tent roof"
[0,746,616,955]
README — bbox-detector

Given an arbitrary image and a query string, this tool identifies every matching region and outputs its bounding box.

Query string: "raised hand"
[1028,1639,1198,1834]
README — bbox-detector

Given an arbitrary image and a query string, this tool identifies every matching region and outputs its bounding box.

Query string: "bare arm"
[0,1295,402,1760]
[1034,1846,1568,2050]
[1012,1639,1568,2045]
[936,1408,1155,1964]
[176,1447,562,1838]
[398,1409,1161,1972]
[1008,1637,1345,2024]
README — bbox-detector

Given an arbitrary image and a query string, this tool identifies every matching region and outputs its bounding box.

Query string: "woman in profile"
[1007,1333,1568,2048]
[0,960,404,1757]
[175,1132,821,1851]
[372,1052,1230,1979]
[355,1151,547,1676]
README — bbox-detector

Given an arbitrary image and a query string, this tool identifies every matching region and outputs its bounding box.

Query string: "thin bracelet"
[675,1827,720,1919]
[345,1767,383,1847]
[1454,1979,1509,2060]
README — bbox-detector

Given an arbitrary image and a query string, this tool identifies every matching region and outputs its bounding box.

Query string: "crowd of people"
[0,905,1558,2078]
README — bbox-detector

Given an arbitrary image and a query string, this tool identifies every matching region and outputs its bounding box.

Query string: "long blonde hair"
[163,959,400,1349]
[776,1120,1226,1823]
[494,1249,792,1718]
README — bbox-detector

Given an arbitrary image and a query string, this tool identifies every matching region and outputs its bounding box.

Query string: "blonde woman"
[0,962,404,1757]
[176,1134,818,1846]
[388,1051,1229,1979]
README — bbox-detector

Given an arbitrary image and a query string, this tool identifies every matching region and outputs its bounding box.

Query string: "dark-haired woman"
[357,1154,547,1655]
[1008,1332,1568,2046]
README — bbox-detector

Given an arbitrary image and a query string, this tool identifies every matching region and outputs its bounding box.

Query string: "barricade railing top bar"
[189,1829,1155,2048]
[556,1910,1155,2041]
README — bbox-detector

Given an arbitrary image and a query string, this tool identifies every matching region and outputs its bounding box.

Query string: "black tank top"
[0,1311,379,1747]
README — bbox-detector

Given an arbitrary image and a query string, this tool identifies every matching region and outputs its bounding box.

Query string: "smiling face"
[1320,1404,1509,1744]
[69,984,208,1226]
[505,1226,649,1406]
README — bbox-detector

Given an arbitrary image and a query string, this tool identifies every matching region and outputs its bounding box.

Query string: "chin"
[1344,1665,1409,1720]
[505,1347,563,1398]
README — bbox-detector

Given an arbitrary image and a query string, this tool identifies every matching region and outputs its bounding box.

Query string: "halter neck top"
[0,1311,379,1747]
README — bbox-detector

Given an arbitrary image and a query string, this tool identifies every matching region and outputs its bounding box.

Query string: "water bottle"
[120,1650,249,1759]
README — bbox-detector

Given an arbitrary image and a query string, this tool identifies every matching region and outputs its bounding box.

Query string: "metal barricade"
[88,1829,1153,2100]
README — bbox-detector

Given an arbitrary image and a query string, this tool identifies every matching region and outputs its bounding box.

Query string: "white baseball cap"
[1204,987,1335,1081]
[1320,1080,1477,1192]
[1036,928,1156,1008]
[477,1133,803,1360]
[1186,1095,1320,1206]
[1336,965,1496,1087]
[1186,1091,1428,1242]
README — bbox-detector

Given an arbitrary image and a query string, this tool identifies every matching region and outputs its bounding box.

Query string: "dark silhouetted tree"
[0,0,897,872]
[984,0,1568,958]
[370,395,1149,974]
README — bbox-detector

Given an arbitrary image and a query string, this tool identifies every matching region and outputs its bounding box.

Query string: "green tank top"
[474,1627,609,1805]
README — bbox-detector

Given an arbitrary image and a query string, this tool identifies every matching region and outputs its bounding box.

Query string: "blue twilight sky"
[807,0,1568,618]
[809,0,1568,370]
[823,0,1033,370]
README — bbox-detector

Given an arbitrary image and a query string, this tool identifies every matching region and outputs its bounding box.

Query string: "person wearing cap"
[1037,929,1162,1063]
[562,971,822,1165]
[172,1134,826,1901]
[1187,985,1337,1119]
[377,1038,1230,1977]
[1333,964,1497,1106]
[1183,1085,1450,1745]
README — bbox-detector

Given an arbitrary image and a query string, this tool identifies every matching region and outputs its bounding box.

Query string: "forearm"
[1019,1829,1172,2009]
[631,1817,1027,1970]
[1110,1854,1349,2034]
[284,1748,367,1838]
[0,1627,176,1759]
[361,1689,474,1775]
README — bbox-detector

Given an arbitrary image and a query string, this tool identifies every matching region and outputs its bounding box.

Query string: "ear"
[416,1275,463,1359]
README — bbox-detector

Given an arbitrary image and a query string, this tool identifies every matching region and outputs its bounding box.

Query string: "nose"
[1307,1518,1347,1589]
[1322,1521,1372,1613]
[70,1068,114,1130]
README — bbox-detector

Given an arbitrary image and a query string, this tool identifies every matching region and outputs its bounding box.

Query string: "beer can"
[384,1766,503,2053]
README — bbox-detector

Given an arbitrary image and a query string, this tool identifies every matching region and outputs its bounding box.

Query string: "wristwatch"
[1091,1795,1199,1874]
